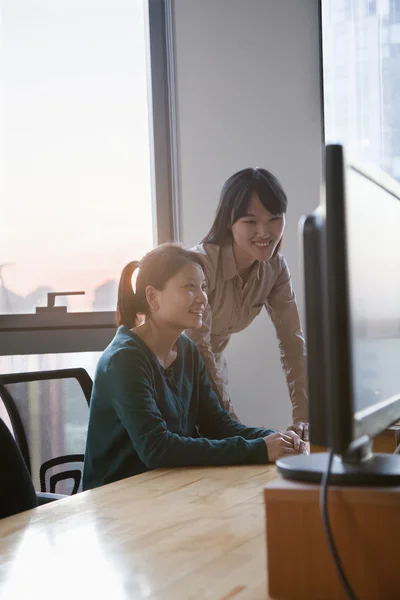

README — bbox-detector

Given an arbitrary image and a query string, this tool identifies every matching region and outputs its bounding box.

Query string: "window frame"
[0,0,179,356]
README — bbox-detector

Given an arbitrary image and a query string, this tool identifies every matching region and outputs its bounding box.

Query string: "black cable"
[319,450,358,600]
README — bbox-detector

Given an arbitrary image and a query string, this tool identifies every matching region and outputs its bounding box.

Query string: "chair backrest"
[0,368,92,496]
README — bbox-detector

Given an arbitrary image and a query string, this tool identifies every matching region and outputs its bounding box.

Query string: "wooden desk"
[372,423,400,453]
[311,423,400,454]
[0,465,277,600]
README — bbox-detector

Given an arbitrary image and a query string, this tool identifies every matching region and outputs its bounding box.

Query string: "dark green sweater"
[83,326,274,490]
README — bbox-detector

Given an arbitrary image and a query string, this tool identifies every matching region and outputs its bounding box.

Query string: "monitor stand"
[276,441,400,486]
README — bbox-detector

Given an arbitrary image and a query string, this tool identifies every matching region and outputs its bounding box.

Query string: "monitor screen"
[302,146,400,452]
[346,165,400,421]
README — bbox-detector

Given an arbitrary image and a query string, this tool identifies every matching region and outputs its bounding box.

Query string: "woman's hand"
[263,430,307,463]
[286,421,310,442]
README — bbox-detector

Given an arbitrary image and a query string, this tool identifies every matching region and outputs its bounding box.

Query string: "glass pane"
[0,352,101,379]
[322,0,400,183]
[0,397,15,437]
[0,0,154,315]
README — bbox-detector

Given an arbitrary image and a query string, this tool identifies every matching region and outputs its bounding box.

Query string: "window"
[322,0,400,183]
[368,0,377,15]
[0,0,177,354]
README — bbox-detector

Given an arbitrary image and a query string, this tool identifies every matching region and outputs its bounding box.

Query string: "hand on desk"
[286,421,310,442]
[264,430,308,463]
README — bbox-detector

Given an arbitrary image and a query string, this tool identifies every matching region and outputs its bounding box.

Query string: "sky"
[0,0,154,312]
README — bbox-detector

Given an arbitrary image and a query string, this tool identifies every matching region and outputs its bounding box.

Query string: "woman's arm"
[194,352,308,459]
[266,257,308,424]
[107,349,268,468]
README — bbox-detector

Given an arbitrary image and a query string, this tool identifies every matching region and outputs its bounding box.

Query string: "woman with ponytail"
[83,244,306,490]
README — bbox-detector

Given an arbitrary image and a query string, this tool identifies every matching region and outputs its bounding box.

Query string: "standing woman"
[187,168,309,439]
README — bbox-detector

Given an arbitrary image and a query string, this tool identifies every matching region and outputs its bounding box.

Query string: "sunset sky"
[1,0,154,312]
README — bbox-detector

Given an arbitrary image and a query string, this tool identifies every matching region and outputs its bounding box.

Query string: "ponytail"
[116,260,141,328]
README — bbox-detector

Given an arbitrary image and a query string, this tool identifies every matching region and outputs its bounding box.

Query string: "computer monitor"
[278,144,400,485]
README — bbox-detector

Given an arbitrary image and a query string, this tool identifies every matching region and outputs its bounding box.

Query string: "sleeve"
[186,304,239,419]
[266,257,309,423]
[196,352,275,446]
[107,349,269,469]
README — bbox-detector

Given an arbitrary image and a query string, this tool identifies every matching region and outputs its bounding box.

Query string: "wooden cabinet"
[310,423,400,454]
[264,477,400,600]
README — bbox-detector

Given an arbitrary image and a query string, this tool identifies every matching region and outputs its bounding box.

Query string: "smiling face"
[148,261,208,331]
[231,193,285,270]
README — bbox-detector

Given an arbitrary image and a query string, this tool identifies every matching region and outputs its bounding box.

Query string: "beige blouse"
[186,242,308,423]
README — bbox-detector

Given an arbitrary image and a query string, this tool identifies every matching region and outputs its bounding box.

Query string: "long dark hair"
[116,244,204,328]
[202,167,288,246]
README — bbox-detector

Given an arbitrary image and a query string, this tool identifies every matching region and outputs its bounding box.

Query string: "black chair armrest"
[36,492,67,505]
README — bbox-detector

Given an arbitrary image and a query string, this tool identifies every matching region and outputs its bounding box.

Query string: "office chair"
[0,368,92,497]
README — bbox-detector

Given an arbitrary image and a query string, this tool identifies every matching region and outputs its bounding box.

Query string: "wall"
[173,0,323,428]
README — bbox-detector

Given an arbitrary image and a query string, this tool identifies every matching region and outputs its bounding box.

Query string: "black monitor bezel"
[301,208,330,447]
